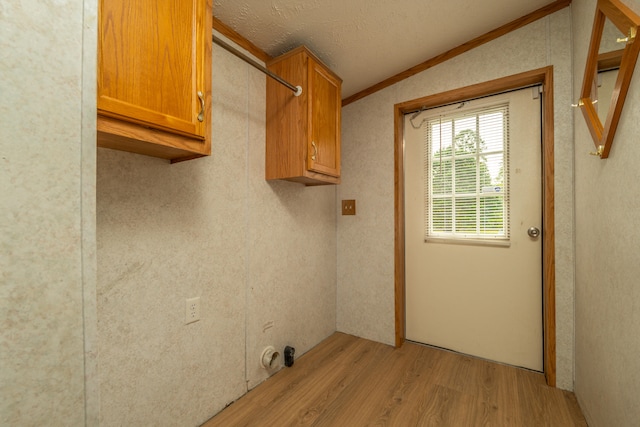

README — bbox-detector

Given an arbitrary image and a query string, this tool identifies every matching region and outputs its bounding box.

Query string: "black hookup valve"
[284,345,295,367]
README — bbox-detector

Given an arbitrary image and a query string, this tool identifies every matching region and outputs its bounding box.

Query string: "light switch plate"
[342,199,356,215]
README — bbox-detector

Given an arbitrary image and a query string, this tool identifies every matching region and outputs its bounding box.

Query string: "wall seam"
[81,0,98,424]
[243,60,251,393]
[334,183,339,333]
[568,2,578,393]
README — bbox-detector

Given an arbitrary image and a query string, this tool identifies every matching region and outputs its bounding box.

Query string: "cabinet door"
[98,0,207,139]
[307,59,341,178]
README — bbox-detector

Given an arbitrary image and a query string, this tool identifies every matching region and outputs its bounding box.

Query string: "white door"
[404,88,542,371]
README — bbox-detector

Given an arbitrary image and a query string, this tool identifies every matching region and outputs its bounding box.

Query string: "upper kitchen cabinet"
[97,0,212,162]
[266,46,342,185]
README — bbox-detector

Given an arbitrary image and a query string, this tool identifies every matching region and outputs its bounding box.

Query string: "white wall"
[337,9,576,390]
[96,39,337,426]
[0,0,98,425]
[573,0,640,425]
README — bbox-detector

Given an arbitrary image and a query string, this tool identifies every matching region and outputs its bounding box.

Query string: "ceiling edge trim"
[213,17,272,63]
[342,0,572,107]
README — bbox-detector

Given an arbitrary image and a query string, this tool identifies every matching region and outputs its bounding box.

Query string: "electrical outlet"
[185,297,200,324]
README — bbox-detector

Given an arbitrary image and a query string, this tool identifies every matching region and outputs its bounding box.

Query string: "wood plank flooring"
[202,333,586,426]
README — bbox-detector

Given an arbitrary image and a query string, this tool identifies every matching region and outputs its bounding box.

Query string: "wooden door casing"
[394,67,557,386]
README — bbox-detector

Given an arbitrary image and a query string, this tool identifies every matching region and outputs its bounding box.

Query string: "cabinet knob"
[311,141,317,161]
[197,91,205,122]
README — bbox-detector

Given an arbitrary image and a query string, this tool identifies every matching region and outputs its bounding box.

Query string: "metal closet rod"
[212,35,302,97]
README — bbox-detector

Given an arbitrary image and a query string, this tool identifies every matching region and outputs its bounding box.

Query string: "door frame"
[393,67,556,386]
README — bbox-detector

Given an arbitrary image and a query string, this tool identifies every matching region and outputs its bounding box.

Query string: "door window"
[424,104,510,244]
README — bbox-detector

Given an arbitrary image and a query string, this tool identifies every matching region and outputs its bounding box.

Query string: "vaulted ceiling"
[213,0,562,99]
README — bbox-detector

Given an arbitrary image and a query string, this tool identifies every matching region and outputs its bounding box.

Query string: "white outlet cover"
[185,297,200,324]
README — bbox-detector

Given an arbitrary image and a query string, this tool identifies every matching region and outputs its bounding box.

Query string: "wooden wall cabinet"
[266,46,342,185]
[97,0,212,162]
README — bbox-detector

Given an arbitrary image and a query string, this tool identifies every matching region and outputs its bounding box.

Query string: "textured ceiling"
[213,0,556,99]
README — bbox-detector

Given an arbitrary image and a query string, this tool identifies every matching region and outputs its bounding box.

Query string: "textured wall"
[573,0,640,425]
[0,0,97,425]
[338,87,397,345]
[338,10,576,389]
[96,38,337,426]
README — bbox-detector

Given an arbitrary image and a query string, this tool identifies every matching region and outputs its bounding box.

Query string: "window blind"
[424,103,510,243]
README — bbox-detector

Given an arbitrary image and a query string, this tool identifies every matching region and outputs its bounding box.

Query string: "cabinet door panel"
[307,59,340,177]
[98,0,205,139]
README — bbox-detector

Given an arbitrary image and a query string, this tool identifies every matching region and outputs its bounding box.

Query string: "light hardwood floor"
[203,333,587,426]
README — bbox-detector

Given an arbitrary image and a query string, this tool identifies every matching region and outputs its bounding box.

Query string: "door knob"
[527,227,541,238]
